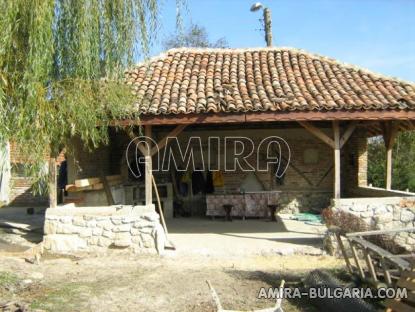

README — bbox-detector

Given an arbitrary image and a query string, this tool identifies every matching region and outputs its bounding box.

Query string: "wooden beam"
[111,110,415,126]
[126,128,147,155]
[298,121,335,148]
[100,172,114,205]
[145,125,153,206]
[150,124,187,156]
[333,121,341,199]
[48,157,57,208]
[339,121,359,148]
[383,121,399,190]
[386,147,393,190]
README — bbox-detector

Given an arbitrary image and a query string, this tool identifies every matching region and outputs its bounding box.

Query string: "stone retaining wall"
[332,197,415,252]
[279,190,331,213]
[43,204,163,253]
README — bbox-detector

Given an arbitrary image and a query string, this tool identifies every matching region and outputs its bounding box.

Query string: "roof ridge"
[130,47,415,85]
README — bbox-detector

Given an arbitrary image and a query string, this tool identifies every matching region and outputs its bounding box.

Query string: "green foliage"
[368,131,415,192]
[0,0,184,194]
[163,23,228,50]
[367,137,386,188]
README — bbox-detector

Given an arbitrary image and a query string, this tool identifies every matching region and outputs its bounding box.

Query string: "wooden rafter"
[298,121,335,148]
[339,121,359,148]
[126,128,148,155]
[150,124,187,156]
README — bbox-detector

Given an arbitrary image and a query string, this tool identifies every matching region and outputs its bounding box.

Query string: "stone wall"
[278,190,332,213]
[332,197,415,252]
[43,204,163,254]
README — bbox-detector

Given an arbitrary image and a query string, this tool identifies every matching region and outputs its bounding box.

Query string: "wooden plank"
[349,237,410,270]
[74,175,121,188]
[298,121,335,148]
[48,157,57,208]
[339,121,359,148]
[111,110,415,126]
[150,124,187,156]
[346,227,415,237]
[100,173,114,206]
[333,121,341,199]
[145,125,153,206]
[67,183,104,192]
[335,232,354,274]
[363,249,378,282]
[350,241,365,278]
[75,177,101,187]
[381,258,393,286]
[386,145,393,190]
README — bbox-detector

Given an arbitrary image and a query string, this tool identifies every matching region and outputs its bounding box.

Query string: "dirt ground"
[0,208,345,311]
[0,251,346,312]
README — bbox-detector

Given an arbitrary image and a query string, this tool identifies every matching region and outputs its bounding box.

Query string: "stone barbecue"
[43,204,163,253]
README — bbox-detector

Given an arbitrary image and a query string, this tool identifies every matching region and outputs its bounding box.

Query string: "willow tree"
[0,0,184,196]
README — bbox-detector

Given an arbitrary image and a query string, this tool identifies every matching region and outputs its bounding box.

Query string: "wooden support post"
[386,146,393,190]
[145,125,153,206]
[100,172,114,205]
[383,121,399,190]
[48,157,57,208]
[333,121,341,199]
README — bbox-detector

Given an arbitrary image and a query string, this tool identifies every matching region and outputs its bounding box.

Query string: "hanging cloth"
[212,170,224,187]
[205,171,214,194]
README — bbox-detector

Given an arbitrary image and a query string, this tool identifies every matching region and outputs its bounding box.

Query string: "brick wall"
[343,128,368,196]
[66,137,111,183]
[7,143,64,206]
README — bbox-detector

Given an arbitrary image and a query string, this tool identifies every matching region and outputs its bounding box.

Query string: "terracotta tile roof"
[125,47,415,115]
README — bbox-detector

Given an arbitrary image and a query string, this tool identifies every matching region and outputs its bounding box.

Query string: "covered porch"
[41,47,415,254]
[57,112,415,225]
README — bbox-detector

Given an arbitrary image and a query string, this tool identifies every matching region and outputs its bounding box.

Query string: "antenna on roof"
[250,2,273,47]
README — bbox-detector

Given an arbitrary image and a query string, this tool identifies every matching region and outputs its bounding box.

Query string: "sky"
[145,0,415,82]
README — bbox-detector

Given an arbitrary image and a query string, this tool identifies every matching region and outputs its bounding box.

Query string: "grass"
[30,282,95,311]
[29,278,118,312]
[0,271,19,288]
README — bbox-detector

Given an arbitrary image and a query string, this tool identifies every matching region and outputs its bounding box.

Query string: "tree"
[163,23,228,50]
[367,131,415,191]
[0,0,184,193]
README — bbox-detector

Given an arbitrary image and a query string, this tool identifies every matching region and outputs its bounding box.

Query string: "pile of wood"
[66,175,122,193]
[331,227,415,288]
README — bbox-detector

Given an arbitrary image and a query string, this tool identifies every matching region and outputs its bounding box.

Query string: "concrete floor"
[0,207,327,257]
[166,214,326,257]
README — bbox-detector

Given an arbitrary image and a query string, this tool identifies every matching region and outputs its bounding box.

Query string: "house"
[4,47,415,253]
[5,47,415,208]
